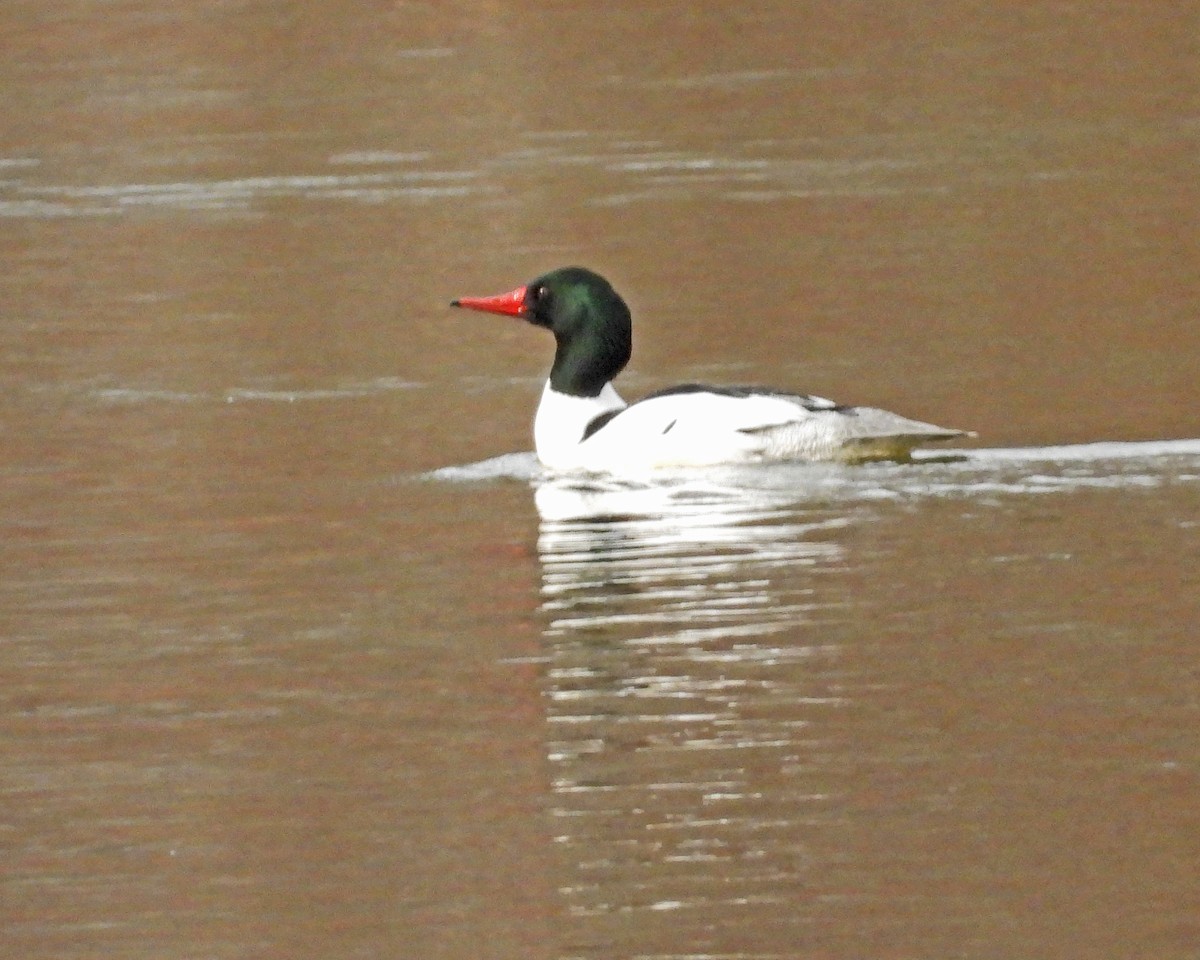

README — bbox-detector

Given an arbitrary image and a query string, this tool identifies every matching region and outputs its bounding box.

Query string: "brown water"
[3,3,1199,958]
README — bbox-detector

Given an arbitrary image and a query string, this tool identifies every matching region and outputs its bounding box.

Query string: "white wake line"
[428,438,1200,485]
[926,438,1200,465]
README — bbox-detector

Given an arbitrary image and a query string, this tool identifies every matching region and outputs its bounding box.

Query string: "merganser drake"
[451,266,970,472]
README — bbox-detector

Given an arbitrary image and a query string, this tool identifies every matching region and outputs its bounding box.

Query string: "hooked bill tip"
[450,285,529,317]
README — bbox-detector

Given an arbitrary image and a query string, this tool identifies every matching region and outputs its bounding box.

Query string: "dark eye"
[521,285,552,326]
[525,284,550,315]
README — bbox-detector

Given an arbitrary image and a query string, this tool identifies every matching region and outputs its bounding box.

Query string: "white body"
[533,380,967,473]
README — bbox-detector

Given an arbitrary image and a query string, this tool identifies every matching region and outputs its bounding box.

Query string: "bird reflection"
[532,471,856,933]
[536,472,849,645]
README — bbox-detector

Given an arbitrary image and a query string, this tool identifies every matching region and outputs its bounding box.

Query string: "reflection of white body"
[534,471,849,644]
[530,465,857,926]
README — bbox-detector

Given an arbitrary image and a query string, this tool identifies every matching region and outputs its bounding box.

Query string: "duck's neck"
[533,380,625,467]
[548,323,631,398]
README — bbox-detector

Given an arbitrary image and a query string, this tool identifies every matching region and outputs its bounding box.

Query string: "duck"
[451,266,970,472]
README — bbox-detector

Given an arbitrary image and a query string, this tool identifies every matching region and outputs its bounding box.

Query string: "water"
[3,2,1199,958]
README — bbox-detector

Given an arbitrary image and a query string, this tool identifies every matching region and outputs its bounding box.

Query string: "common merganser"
[451,266,970,471]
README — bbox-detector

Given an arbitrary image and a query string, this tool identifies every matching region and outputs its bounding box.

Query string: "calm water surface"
[3,2,1198,959]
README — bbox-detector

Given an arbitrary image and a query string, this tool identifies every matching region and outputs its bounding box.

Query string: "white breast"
[533,381,626,469]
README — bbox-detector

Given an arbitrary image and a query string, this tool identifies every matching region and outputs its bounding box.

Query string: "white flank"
[533,380,968,473]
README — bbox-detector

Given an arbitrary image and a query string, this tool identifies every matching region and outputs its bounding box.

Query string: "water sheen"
[3,2,1198,959]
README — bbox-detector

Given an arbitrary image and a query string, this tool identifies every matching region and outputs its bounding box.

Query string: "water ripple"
[6,116,1164,219]
[1,168,486,217]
